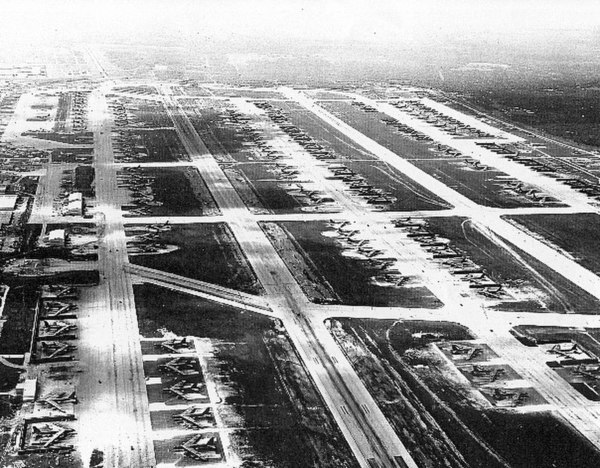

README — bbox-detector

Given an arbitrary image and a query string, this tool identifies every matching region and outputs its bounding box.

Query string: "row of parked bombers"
[393,217,504,299]
[328,164,395,205]
[350,100,378,112]
[66,91,89,133]
[151,340,223,461]
[15,285,78,457]
[253,101,396,206]
[477,141,600,201]
[349,97,433,142]
[0,142,49,172]
[118,167,162,216]
[218,106,338,207]
[380,115,433,142]
[254,101,337,160]
[112,130,156,163]
[393,100,495,139]
[224,109,286,162]
[108,98,132,127]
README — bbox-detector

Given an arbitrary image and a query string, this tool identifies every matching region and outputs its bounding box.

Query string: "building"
[0,194,17,211]
[62,192,83,216]
[47,229,66,247]
[0,194,17,226]
[16,378,37,403]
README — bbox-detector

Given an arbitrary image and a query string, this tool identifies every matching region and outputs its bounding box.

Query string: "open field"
[126,223,263,294]
[506,213,600,276]
[0,360,21,392]
[496,236,600,314]
[0,282,39,354]
[467,87,600,148]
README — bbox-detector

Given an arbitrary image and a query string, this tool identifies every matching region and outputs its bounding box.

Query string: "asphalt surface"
[161,86,416,468]
[83,88,156,468]
[23,79,600,467]
[284,87,600,451]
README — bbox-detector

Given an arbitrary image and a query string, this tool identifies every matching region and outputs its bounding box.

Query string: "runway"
[279,86,600,451]
[24,77,600,467]
[79,88,156,468]
[161,85,418,468]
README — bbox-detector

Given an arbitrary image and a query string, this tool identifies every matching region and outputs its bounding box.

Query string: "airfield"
[4,64,600,468]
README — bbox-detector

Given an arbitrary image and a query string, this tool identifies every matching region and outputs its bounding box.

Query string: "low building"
[47,229,66,247]
[62,192,83,216]
[68,192,82,203]
[0,194,17,211]
[16,378,37,402]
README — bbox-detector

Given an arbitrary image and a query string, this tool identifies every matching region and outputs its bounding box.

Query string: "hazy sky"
[1,0,599,46]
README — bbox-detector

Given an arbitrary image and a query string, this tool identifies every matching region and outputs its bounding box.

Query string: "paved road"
[161,86,417,468]
[374,98,593,211]
[29,163,74,223]
[27,78,600,466]
[125,263,272,314]
[282,87,600,450]
[82,89,156,468]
